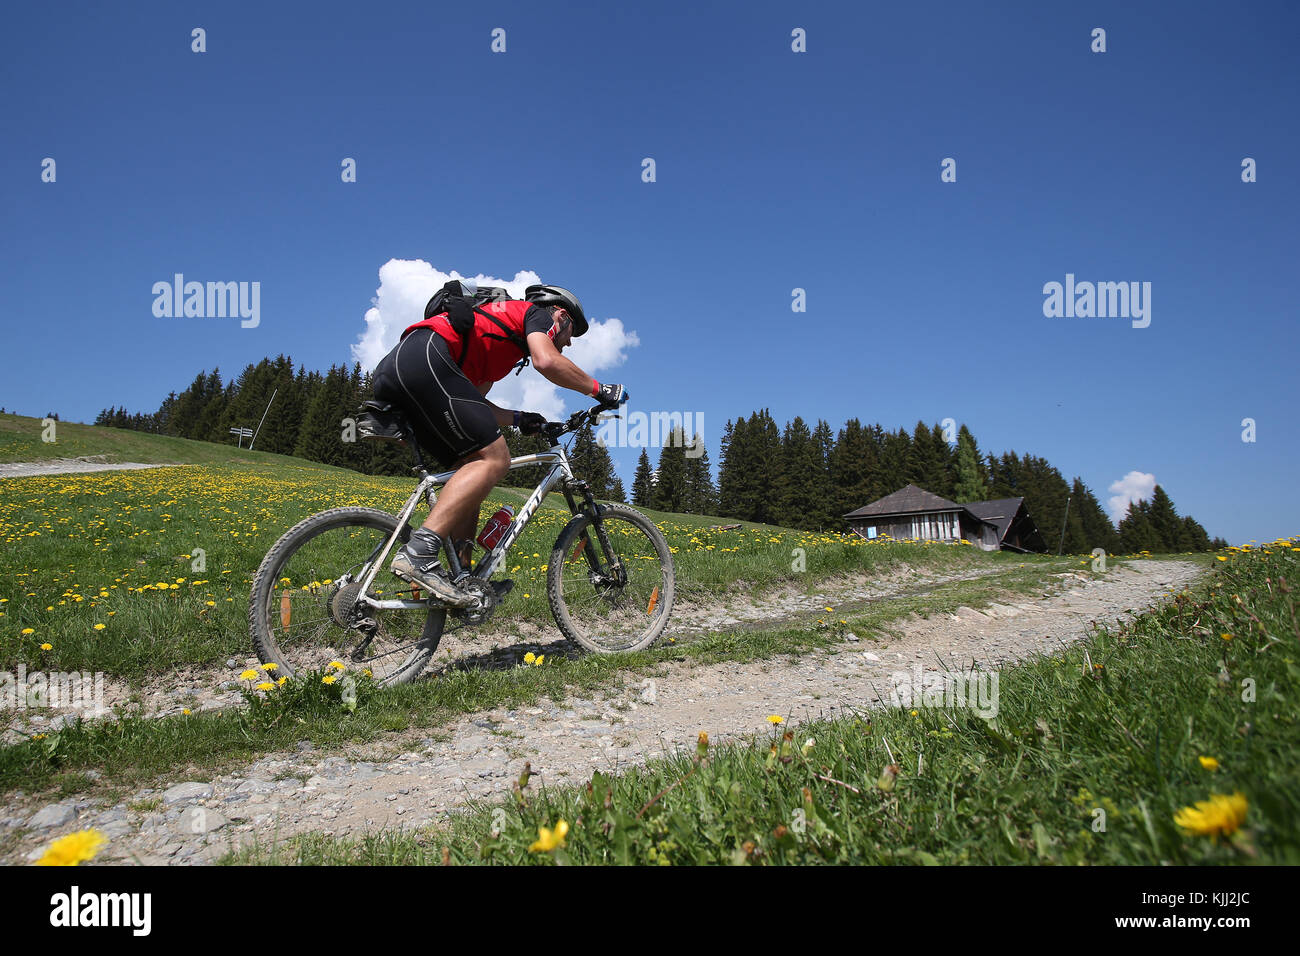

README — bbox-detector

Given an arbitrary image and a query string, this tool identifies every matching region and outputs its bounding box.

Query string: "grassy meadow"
[0,418,1013,681]
[228,538,1300,865]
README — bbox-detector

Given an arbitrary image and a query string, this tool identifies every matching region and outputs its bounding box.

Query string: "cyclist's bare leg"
[421,437,510,544]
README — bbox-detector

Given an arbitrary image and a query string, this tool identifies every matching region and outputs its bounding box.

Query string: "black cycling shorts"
[370,328,502,468]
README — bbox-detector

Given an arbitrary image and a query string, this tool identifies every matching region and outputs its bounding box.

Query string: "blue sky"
[2,0,1296,545]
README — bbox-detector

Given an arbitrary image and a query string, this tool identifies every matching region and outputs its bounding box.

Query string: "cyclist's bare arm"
[526,331,598,396]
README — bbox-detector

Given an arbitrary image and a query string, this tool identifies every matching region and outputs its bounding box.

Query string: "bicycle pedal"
[391,566,474,608]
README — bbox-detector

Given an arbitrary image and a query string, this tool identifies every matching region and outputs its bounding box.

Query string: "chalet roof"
[843,484,963,519]
[960,498,1025,541]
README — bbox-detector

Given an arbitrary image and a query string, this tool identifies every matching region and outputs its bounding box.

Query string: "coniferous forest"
[97,362,1224,553]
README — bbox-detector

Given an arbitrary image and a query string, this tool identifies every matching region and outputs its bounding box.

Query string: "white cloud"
[1107,470,1156,524]
[350,259,639,421]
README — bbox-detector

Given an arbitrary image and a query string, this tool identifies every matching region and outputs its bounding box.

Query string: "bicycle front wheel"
[546,502,675,654]
[249,507,444,687]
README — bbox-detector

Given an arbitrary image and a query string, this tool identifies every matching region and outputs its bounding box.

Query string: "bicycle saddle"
[357,400,412,443]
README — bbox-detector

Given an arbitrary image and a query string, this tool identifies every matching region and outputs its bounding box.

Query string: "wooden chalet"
[843,484,1046,552]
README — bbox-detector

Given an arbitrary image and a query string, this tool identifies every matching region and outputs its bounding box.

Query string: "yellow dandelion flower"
[261,662,278,671]
[21,628,34,635]
[93,623,106,631]
[766,715,784,725]
[534,654,544,666]
[1198,756,1220,771]
[256,682,275,692]
[36,829,107,866]
[1220,633,1233,642]
[239,669,259,680]
[322,675,337,684]
[328,661,345,670]
[40,642,53,651]
[1173,791,1248,839]
[528,820,569,853]
[524,652,536,664]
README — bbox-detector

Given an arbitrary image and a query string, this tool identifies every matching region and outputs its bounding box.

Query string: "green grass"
[0,417,1007,679]
[0,411,362,470]
[0,559,1079,797]
[2,414,1241,831]
[223,539,1299,866]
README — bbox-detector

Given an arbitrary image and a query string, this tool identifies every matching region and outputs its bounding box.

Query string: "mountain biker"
[370,283,626,607]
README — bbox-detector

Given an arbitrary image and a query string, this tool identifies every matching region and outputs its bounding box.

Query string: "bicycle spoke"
[254,518,436,685]
[552,510,671,652]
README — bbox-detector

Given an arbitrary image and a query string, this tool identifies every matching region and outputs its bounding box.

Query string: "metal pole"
[1057,494,1071,555]
[249,388,277,452]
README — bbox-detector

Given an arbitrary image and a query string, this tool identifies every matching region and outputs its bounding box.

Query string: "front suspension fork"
[562,481,626,585]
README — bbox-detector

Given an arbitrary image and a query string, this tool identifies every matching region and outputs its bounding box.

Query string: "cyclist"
[370,283,626,607]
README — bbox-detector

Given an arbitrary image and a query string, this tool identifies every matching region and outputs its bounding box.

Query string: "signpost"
[229,427,253,448]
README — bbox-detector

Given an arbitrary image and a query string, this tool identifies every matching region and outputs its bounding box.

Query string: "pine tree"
[194,369,228,444]
[167,371,210,438]
[632,449,654,507]
[878,428,912,495]
[829,418,874,526]
[294,365,350,464]
[568,424,620,499]
[1180,515,1211,552]
[953,425,988,502]
[775,416,819,528]
[809,419,836,530]
[1119,500,1161,553]
[717,410,781,523]
[1071,478,1121,556]
[652,426,689,513]
[716,419,738,516]
[906,421,948,497]
[1145,485,1183,551]
[750,410,783,524]
[682,434,718,515]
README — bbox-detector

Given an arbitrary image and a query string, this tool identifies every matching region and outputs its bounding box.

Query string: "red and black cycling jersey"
[401,300,557,387]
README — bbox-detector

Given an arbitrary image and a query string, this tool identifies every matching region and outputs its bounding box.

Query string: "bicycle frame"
[356,442,579,611]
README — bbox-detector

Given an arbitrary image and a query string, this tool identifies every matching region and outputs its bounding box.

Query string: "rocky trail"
[0,456,168,479]
[1,558,1203,865]
[3,562,1009,741]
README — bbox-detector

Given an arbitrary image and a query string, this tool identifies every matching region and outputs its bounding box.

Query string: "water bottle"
[476,506,514,551]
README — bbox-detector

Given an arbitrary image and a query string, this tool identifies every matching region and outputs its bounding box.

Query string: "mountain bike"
[248,400,675,686]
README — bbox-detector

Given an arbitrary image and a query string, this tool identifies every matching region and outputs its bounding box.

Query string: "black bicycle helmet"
[524,284,588,336]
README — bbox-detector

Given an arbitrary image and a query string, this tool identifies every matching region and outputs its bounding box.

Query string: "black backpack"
[424,280,533,375]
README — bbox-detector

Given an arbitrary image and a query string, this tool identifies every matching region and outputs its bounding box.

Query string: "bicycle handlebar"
[539,394,629,444]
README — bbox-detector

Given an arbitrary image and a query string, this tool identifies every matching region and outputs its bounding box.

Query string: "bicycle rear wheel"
[546,502,674,654]
[249,507,444,687]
